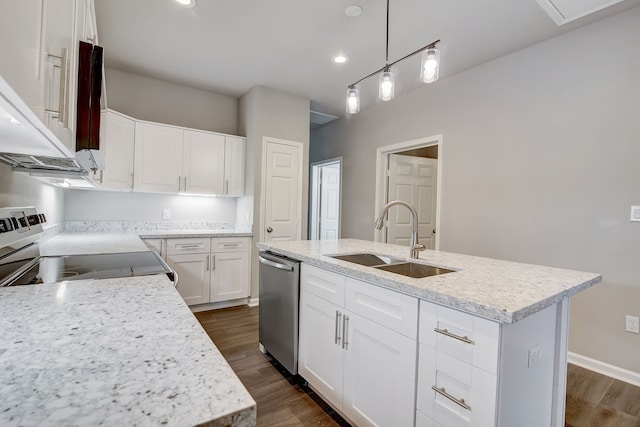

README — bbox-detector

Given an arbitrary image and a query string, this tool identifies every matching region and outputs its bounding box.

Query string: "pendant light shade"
[346,86,360,114]
[420,46,440,83]
[379,69,395,102]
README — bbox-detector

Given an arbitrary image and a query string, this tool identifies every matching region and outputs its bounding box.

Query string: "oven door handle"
[0,256,42,287]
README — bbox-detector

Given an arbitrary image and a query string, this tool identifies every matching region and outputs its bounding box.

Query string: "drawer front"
[415,410,443,427]
[419,300,500,374]
[211,237,250,252]
[417,344,497,427]
[166,238,211,255]
[301,264,345,306]
[345,278,418,339]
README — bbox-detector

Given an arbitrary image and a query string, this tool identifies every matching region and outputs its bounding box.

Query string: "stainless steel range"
[0,207,175,287]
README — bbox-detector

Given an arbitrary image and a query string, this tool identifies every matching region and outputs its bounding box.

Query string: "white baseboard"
[568,352,640,388]
[248,298,259,307]
[189,298,250,313]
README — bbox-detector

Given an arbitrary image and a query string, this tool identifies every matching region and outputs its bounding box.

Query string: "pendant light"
[346,86,360,114]
[345,0,441,114]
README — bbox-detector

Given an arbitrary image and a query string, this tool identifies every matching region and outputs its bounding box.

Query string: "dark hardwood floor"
[195,305,640,427]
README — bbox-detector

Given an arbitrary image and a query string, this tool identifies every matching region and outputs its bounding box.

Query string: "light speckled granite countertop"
[40,232,150,255]
[1,234,256,426]
[257,239,602,324]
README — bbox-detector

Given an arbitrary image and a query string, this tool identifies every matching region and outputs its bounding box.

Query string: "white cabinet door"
[134,122,183,193]
[95,110,134,189]
[298,291,344,411]
[342,312,417,427]
[166,253,210,306]
[224,136,245,196]
[183,130,225,195]
[210,251,249,302]
[0,0,45,111]
[41,0,78,152]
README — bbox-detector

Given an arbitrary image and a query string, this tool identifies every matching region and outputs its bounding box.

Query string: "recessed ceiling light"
[345,5,362,17]
[172,0,196,8]
[333,55,349,64]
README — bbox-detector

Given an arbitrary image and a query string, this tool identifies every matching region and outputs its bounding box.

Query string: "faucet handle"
[414,243,426,251]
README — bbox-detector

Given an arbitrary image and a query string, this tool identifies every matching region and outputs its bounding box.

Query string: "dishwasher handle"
[259,255,295,272]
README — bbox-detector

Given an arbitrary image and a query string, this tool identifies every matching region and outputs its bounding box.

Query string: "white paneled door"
[263,139,303,242]
[319,162,340,240]
[386,154,438,249]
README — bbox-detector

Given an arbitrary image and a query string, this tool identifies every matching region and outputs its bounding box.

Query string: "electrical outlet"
[528,344,543,368]
[162,208,171,220]
[625,315,640,334]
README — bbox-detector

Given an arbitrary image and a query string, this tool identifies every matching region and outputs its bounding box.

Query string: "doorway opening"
[374,135,442,250]
[310,157,342,240]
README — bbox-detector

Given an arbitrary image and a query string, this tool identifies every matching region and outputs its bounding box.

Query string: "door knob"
[266,227,273,233]
[432,229,436,234]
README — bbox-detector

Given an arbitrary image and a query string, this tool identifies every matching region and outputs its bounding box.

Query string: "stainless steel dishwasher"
[258,251,300,374]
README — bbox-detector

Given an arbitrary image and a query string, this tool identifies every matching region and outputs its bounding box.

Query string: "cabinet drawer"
[419,300,500,374]
[417,344,497,427]
[301,264,345,306]
[415,410,443,427]
[166,238,210,255]
[345,278,418,339]
[211,237,249,252]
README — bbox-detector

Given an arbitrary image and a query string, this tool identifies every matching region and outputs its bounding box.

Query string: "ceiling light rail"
[345,0,441,114]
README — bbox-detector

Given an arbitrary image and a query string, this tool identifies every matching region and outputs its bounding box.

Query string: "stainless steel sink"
[329,253,402,267]
[374,262,454,279]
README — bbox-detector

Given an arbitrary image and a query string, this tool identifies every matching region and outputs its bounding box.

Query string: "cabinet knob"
[266,227,273,233]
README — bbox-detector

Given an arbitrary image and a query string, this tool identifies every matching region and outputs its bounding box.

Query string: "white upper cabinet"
[134,122,183,193]
[41,0,80,153]
[0,0,45,112]
[92,110,134,190]
[224,136,245,196]
[183,130,225,195]
[0,0,100,157]
[131,118,245,196]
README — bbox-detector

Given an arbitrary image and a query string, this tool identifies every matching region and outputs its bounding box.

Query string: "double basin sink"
[329,253,454,279]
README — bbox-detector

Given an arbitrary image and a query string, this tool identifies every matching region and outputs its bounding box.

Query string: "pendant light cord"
[385,0,390,66]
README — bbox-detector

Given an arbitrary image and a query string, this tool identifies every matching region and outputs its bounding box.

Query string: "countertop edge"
[257,242,603,324]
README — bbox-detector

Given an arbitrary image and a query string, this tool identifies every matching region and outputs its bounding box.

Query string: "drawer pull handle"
[178,244,202,249]
[431,386,471,411]
[434,328,474,345]
[221,243,239,247]
[335,310,342,344]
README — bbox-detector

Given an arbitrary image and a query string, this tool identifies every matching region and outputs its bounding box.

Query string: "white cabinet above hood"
[0,74,73,159]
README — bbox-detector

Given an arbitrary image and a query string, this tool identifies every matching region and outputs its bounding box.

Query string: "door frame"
[260,136,304,243]
[309,157,343,240]
[374,134,443,249]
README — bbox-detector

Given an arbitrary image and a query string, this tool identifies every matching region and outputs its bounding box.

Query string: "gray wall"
[105,68,239,135]
[0,163,65,226]
[311,8,640,373]
[64,190,236,223]
[238,85,310,300]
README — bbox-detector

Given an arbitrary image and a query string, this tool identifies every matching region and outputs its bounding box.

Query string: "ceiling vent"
[537,0,625,25]
[310,111,338,130]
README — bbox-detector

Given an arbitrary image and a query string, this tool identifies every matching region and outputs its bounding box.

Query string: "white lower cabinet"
[166,237,251,306]
[210,250,249,302]
[169,252,210,305]
[298,264,417,427]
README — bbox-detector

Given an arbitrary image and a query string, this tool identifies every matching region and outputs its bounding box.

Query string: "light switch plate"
[162,208,171,220]
[631,206,640,222]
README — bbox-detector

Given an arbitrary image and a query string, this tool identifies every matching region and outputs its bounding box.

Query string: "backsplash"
[65,221,250,233]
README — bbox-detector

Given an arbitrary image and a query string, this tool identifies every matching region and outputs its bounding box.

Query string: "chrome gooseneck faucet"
[374,200,426,259]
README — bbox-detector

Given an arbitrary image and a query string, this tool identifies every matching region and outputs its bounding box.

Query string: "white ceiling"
[94,0,639,118]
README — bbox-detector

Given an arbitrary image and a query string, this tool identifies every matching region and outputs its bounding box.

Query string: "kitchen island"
[0,233,256,427]
[257,238,602,427]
